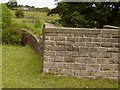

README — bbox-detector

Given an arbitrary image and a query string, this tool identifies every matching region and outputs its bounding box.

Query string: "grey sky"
[1,0,57,9]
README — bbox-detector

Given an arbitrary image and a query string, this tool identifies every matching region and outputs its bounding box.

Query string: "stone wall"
[21,29,43,57]
[43,24,119,80]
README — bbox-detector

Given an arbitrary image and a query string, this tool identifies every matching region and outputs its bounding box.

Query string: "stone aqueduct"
[21,23,119,81]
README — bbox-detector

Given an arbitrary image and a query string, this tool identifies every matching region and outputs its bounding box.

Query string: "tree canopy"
[6,0,17,9]
[48,2,120,28]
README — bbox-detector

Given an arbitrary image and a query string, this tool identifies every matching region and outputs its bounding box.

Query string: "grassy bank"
[10,10,60,36]
[2,45,119,88]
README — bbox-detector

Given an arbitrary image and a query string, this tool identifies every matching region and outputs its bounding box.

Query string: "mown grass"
[2,45,119,88]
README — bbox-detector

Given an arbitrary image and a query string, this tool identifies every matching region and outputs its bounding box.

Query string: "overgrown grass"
[2,45,119,88]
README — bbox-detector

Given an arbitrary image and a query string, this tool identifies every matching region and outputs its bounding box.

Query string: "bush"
[2,23,21,45]
[2,4,12,29]
[34,18,42,28]
[15,10,24,18]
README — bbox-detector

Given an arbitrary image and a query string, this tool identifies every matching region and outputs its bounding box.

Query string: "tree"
[15,10,24,18]
[2,4,12,29]
[48,2,120,28]
[6,0,17,9]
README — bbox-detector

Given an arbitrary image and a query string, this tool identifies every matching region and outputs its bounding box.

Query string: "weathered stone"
[74,57,86,63]
[74,33,84,37]
[86,64,99,71]
[100,65,114,71]
[79,38,92,42]
[56,51,66,56]
[49,56,56,62]
[112,53,118,61]
[86,42,100,47]
[85,34,99,38]
[100,71,118,77]
[45,36,50,41]
[97,47,106,53]
[99,34,111,38]
[45,45,66,51]
[44,56,49,62]
[75,57,96,64]
[107,38,118,43]
[58,33,74,37]
[93,38,107,42]
[72,52,88,57]
[71,63,86,70]
[74,70,87,78]
[97,58,108,64]
[66,46,74,51]
[104,53,112,58]
[60,69,72,76]
[22,26,119,80]
[107,48,118,53]
[45,41,55,46]
[43,62,55,68]
[87,71,100,77]
[67,37,79,42]
[101,42,113,47]
[85,58,97,64]
[44,51,55,56]
[79,47,97,52]
[100,29,118,35]
[50,36,65,41]
[113,64,118,71]
[56,56,64,62]
[46,33,58,36]
[114,43,120,48]
[56,41,66,46]
[64,57,75,62]
[109,59,119,64]
[111,34,120,38]
[73,42,85,48]
[90,52,105,58]
[44,28,57,33]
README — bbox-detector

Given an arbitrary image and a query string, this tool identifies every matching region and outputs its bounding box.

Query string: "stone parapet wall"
[43,25,119,80]
[21,29,43,57]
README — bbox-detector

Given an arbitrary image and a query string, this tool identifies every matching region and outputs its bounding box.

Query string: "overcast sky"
[1,0,57,9]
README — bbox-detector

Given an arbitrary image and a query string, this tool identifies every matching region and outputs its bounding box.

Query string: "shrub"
[34,18,42,28]
[15,10,24,18]
[2,23,21,45]
[2,4,12,29]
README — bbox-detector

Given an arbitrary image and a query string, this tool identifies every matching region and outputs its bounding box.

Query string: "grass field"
[10,10,60,36]
[2,45,119,88]
[11,10,59,22]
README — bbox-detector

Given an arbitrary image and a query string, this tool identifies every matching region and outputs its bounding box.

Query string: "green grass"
[10,10,60,36]
[2,45,119,88]
[11,10,59,22]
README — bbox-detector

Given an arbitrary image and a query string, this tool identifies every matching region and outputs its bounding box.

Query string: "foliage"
[48,2,120,28]
[2,4,21,45]
[10,10,59,36]
[2,23,21,45]
[35,7,50,12]
[6,0,17,9]
[34,18,42,28]
[0,4,2,29]
[2,4,12,29]
[15,10,24,18]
